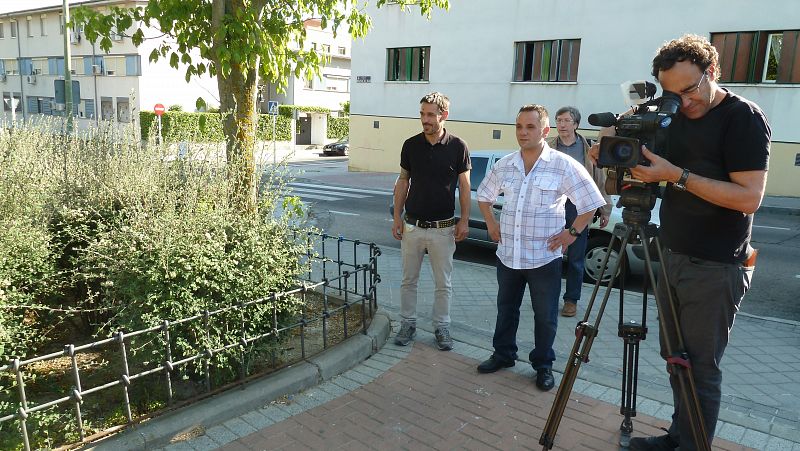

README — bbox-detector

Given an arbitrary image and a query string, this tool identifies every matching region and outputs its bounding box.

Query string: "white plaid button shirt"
[477,144,606,269]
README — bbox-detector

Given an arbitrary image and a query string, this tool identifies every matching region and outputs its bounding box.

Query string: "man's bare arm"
[392,171,410,240]
[455,171,471,241]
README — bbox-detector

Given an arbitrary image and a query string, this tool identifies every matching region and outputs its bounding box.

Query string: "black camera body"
[589,91,681,169]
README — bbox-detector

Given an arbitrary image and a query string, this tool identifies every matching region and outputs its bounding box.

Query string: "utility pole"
[62,0,74,134]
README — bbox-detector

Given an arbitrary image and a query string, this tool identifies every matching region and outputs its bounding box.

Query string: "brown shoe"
[561,302,577,317]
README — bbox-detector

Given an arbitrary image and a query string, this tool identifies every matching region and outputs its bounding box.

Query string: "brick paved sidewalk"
[215,341,751,451]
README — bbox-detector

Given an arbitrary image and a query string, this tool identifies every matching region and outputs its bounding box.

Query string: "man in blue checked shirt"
[475,104,606,391]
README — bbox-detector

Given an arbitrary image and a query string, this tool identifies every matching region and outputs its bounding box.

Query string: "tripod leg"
[539,228,633,450]
[642,233,711,451]
[619,233,651,446]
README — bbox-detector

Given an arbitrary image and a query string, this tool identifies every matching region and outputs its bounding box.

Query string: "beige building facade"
[349,0,800,197]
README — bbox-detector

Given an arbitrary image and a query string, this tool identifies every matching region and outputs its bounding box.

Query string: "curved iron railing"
[0,232,381,450]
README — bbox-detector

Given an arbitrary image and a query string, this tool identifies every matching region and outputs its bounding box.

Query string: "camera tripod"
[538,192,710,451]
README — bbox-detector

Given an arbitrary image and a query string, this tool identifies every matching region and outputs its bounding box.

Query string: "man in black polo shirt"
[391,92,471,351]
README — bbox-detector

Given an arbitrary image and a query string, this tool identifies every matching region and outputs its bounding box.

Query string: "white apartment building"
[349,0,800,197]
[259,18,352,145]
[0,0,218,131]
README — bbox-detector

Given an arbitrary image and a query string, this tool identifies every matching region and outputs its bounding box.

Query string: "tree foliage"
[73,0,449,210]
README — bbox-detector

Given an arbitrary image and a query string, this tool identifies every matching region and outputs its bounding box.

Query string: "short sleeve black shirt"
[661,90,771,264]
[400,129,470,221]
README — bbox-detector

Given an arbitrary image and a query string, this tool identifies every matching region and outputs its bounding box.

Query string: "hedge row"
[141,111,349,143]
[140,111,293,142]
[327,117,349,139]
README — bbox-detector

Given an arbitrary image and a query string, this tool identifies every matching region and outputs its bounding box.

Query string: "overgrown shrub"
[0,113,316,450]
[0,116,311,366]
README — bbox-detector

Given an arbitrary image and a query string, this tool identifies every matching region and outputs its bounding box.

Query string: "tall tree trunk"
[213,0,259,213]
[218,65,258,213]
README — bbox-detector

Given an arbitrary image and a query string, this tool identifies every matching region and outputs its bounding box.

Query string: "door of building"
[296,116,311,145]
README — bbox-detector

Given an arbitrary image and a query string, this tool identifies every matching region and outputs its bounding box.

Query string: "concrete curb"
[85,311,391,451]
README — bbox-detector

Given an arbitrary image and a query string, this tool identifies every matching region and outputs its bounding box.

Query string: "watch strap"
[674,168,690,191]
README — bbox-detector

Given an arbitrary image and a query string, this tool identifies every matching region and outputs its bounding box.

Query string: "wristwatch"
[568,226,580,237]
[673,168,690,191]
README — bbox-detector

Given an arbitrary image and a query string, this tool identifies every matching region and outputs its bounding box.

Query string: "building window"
[337,46,346,55]
[514,39,581,82]
[324,75,349,92]
[3,59,19,75]
[104,56,125,76]
[26,17,33,37]
[303,76,313,90]
[10,21,17,39]
[3,93,22,112]
[711,30,800,84]
[31,58,46,75]
[321,44,331,54]
[59,14,64,35]
[0,23,4,39]
[40,14,46,36]
[386,46,430,82]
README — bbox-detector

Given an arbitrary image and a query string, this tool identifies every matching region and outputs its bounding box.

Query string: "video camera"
[588,81,681,169]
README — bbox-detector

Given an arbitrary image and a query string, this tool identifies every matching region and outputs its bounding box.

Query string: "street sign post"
[154,103,165,144]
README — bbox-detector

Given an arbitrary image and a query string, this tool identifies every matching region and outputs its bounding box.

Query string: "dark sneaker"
[434,326,453,351]
[535,368,555,391]
[477,356,515,373]
[394,321,416,346]
[628,433,678,450]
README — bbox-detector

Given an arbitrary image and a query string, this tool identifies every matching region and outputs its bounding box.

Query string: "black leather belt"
[404,214,455,229]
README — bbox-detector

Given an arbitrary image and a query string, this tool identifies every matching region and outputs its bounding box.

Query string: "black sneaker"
[628,433,678,450]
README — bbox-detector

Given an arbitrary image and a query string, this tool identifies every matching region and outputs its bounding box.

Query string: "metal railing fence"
[0,232,381,450]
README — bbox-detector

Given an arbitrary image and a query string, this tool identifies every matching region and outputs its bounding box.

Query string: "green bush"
[327,116,349,139]
[140,111,292,142]
[0,118,314,449]
[0,219,57,363]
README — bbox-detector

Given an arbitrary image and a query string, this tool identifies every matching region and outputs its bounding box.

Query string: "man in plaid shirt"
[475,104,606,391]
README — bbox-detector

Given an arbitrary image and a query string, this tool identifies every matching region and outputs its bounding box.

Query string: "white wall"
[351,0,800,143]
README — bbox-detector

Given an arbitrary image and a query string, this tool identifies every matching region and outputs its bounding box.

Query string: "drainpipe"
[92,42,98,124]
[63,0,73,134]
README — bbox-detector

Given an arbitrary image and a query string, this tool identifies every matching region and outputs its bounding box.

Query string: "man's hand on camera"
[630,146,682,184]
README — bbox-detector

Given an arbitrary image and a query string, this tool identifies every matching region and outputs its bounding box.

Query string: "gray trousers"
[399,223,456,328]
[656,250,754,450]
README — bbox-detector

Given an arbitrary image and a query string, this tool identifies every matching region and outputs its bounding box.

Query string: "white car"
[455,150,661,284]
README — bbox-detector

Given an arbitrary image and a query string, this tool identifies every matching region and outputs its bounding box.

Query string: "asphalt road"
[280,157,800,322]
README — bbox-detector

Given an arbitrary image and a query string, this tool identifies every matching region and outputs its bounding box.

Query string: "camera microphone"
[588,112,618,127]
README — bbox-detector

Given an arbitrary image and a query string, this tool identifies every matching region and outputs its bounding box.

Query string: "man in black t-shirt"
[391,92,471,351]
[613,35,771,451]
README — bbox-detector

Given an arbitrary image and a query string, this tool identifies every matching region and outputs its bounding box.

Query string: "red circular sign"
[154,103,165,116]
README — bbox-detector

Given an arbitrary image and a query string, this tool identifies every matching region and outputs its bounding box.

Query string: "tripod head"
[604,168,660,244]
